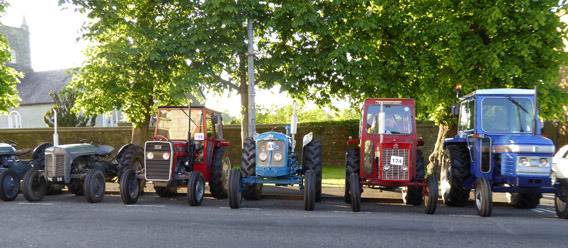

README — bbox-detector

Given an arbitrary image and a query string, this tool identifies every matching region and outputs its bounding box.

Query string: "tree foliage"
[43,89,96,127]
[0,1,23,114]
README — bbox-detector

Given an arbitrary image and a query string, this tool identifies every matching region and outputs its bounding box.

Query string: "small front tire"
[475,177,492,217]
[424,175,438,214]
[22,168,46,202]
[349,173,361,212]
[84,169,105,203]
[304,170,316,211]
[0,169,20,201]
[228,168,242,209]
[188,171,205,206]
[555,179,568,219]
[119,169,140,205]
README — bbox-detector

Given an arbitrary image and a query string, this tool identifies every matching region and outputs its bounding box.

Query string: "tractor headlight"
[274,153,283,161]
[519,157,529,167]
[259,152,268,161]
[401,166,408,172]
[539,158,549,167]
[162,152,170,160]
[146,152,154,160]
[383,165,390,171]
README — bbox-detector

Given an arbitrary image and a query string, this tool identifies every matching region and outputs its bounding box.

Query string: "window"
[366,105,413,135]
[481,98,533,133]
[458,100,475,131]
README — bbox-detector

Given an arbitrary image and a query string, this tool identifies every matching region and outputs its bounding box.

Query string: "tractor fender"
[116,144,142,161]
[302,132,314,148]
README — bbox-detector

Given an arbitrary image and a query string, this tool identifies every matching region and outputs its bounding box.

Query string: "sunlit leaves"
[0,1,22,113]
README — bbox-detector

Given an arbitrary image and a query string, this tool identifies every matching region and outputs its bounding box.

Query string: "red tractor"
[345,98,438,214]
[119,106,231,206]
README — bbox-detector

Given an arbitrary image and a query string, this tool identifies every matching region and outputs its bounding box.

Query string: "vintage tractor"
[441,86,567,218]
[0,140,52,201]
[228,104,322,211]
[119,106,231,206]
[345,98,438,214]
[22,139,143,203]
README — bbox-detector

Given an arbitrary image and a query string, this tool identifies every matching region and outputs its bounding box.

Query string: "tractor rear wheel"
[154,186,177,197]
[117,145,145,194]
[22,168,47,202]
[229,168,242,209]
[188,171,205,206]
[304,170,316,211]
[241,137,262,200]
[440,145,471,206]
[344,148,360,203]
[68,180,84,195]
[555,179,568,219]
[84,169,105,203]
[349,173,361,212]
[0,169,20,201]
[475,177,492,217]
[507,192,542,209]
[424,175,438,214]
[210,146,230,199]
[119,169,140,205]
[304,138,322,202]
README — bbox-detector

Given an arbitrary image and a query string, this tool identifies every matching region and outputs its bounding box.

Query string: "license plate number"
[390,156,404,166]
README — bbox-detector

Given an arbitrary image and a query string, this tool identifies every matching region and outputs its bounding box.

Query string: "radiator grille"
[381,148,410,181]
[145,142,173,181]
[46,154,65,178]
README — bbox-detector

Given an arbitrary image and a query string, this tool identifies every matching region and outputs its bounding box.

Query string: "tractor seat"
[97,145,115,157]
[14,148,32,156]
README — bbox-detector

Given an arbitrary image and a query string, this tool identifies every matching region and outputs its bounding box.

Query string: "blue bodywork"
[241,126,305,190]
[0,143,33,179]
[445,89,556,194]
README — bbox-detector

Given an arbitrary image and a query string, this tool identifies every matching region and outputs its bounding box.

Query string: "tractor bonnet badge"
[393,144,399,149]
[154,145,162,149]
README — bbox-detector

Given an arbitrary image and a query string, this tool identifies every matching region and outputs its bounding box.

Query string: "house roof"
[17,69,72,105]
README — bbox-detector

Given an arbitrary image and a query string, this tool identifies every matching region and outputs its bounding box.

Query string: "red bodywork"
[352,98,425,188]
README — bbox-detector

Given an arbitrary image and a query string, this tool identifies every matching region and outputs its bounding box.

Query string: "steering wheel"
[271,126,287,134]
[79,139,101,145]
[0,139,17,147]
[155,135,170,141]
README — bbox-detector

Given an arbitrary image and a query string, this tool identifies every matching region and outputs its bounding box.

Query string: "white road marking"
[126,205,166,208]
[18,202,54,206]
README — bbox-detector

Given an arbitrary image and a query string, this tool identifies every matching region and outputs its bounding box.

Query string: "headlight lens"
[259,152,268,161]
[401,166,408,172]
[539,158,549,167]
[274,153,282,161]
[162,152,170,160]
[146,152,154,160]
[519,157,529,167]
[383,165,390,171]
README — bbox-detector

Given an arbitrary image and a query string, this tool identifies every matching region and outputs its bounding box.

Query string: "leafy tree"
[43,89,96,127]
[256,104,334,124]
[0,1,23,113]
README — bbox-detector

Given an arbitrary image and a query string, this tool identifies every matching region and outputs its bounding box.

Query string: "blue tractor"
[0,140,53,201]
[228,105,323,210]
[441,86,567,218]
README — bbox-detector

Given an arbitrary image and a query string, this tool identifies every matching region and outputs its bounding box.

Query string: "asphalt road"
[0,186,567,248]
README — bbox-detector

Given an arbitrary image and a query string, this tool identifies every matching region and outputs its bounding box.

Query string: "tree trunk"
[238,54,249,147]
[427,123,457,177]
[131,114,151,147]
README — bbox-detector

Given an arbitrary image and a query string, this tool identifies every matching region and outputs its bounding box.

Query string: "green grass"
[232,165,345,187]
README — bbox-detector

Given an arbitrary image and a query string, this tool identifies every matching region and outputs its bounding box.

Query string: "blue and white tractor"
[441,86,567,218]
[228,105,323,210]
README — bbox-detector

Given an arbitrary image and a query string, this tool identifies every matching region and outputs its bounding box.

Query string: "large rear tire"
[241,137,262,200]
[119,169,140,205]
[349,173,361,212]
[22,168,47,202]
[424,175,438,214]
[228,168,242,209]
[210,146,230,199]
[304,170,316,211]
[555,179,568,219]
[344,148,360,203]
[507,192,542,209]
[0,169,20,201]
[304,138,322,202]
[440,145,471,206]
[188,171,205,206]
[84,169,105,203]
[475,177,492,217]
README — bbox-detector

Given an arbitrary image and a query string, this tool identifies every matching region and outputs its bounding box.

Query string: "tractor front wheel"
[424,175,438,214]
[349,173,361,212]
[344,148,360,203]
[241,137,262,200]
[475,177,492,217]
[228,168,242,209]
[188,171,205,206]
[84,169,105,203]
[117,145,145,194]
[304,170,316,211]
[555,179,568,219]
[119,169,140,205]
[22,168,47,202]
[304,138,322,202]
[210,146,231,199]
[0,169,20,201]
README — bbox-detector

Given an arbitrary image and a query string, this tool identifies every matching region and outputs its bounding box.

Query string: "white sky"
[2,0,347,117]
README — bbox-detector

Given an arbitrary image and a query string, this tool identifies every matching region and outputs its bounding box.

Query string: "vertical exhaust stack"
[290,102,298,151]
[53,109,59,146]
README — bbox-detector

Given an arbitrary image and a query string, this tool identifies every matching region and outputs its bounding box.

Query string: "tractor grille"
[46,154,65,178]
[381,148,410,181]
[257,140,286,167]
[145,141,173,181]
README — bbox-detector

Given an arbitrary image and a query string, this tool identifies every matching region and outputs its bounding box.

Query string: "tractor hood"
[0,143,16,155]
[491,135,555,155]
[257,131,289,143]
[46,143,99,155]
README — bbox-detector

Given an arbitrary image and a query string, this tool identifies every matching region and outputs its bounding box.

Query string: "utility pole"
[247,18,256,138]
